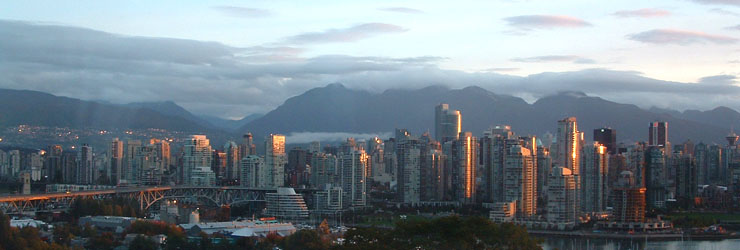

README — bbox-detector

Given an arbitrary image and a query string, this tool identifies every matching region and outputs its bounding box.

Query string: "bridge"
[0,186,315,215]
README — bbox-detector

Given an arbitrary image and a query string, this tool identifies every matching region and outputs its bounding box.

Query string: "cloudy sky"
[1,0,739,119]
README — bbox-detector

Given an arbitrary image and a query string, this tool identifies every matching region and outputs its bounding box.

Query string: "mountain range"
[1,85,738,145]
[239,84,738,144]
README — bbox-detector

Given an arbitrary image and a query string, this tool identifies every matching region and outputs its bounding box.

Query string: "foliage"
[70,198,142,219]
[130,235,158,250]
[339,216,542,250]
[0,211,71,250]
[280,229,331,250]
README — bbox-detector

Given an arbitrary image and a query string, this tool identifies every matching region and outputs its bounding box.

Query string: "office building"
[265,134,286,187]
[183,135,215,186]
[435,104,462,143]
[581,143,609,213]
[593,128,616,154]
[77,144,94,184]
[339,148,368,207]
[504,142,537,217]
[648,121,669,149]
[547,167,577,229]
[449,132,477,204]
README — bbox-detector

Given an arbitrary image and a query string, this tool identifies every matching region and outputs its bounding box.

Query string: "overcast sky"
[1,0,739,119]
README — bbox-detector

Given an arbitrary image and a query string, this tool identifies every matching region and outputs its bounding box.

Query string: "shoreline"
[528,230,740,241]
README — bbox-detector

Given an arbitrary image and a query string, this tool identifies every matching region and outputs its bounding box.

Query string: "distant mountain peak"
[556,91,588,98]
[325,82,346,89]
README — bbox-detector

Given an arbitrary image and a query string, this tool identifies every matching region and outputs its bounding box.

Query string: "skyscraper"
[241,155,265,188]
[593,128,616,154]
[265,134,287,187]
[110,138,124,185]
[555,117,583,212]
[435,104,462,143]
[340,148,368,207]
[581,143,609,213]
[183,135,215,186]
[556,117,582,174]
[450,132,477,204]
[547,166,577,229]
[504,142,537,217]
[77,144,94,184]
[240,133,257,159]
[610,171,646,223]
[648,121,669,148]
[480,125,514,203]
[645,146,667,209]
[224,141,240,182]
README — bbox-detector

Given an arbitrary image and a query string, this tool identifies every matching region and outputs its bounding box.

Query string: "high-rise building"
[265,134,287,187]
[581,143,609,213]
[183,135,215,186]
[287,147,310,187]
[673,151,697,207]
[645,146,667,209]
[310,152,338,188]
[610,171,646,223]
[504,142,537,217]
[435,104,462,143]
[480,125,514,203]
[212,151,227,180]
[339,148,368,207]
[110,138,124,185]
[8,150,20,179]
[593,128,616,154]
[123,140,142,185]
[421,141,446,201]
[396,132,422,204]
[44,145,63,182]
[367,137,385,181]
[556,117,582,174]
[224,141,240,182]
[241,155,265,188]
[240,133,257,159]
[536,146,552,210]
[555,117,582,212]
[450,132,477,204]
[648,122,669,149]
[77,144,94,184]
[30,151,43,181]
[547,166,577,229]
[309,141,321,154]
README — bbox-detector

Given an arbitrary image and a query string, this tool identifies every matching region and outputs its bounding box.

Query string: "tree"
[89,232,117,250]
[130,235,158,250]
[281,229,329,250]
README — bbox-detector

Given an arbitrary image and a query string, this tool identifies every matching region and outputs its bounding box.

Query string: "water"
[542,237,740,250]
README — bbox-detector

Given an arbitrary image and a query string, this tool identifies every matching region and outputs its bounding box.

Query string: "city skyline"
[2,1,740,119]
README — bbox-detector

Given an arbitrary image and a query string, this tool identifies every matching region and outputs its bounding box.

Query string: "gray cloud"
[629,29,738,45]
[699,74,738,85]
[691,0,740,6]
[213,6,272,18]
[503,15,591,29]
[710,8,740,16]
[284,23,407,44]
[3,20,740,119]
[511,55,596,64]
[728,25,740,30]
[613,8,671,18]
[378,7,423,14]
[483,67,520,72]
